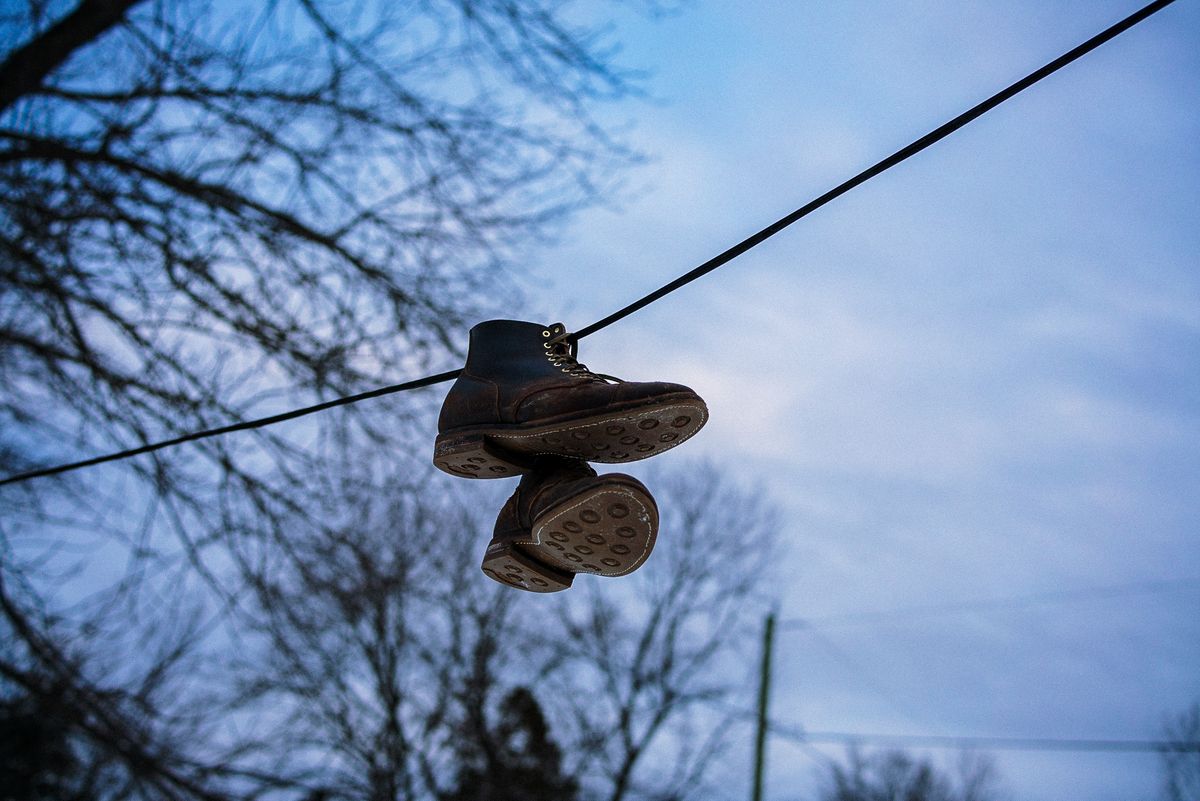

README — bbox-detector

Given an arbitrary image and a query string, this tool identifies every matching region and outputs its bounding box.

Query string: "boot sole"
[481,544,573,593]
[482,483,658,592]
[434,398,707,479]
[531,484,658,577]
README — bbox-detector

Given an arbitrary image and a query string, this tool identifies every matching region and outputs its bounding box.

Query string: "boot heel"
[481,540,573,593]
[433,432,529,479]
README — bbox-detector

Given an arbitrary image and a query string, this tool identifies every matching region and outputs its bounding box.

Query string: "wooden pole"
[752,611,776,801]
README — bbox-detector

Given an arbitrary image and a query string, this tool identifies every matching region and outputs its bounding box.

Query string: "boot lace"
[543,323,622,383]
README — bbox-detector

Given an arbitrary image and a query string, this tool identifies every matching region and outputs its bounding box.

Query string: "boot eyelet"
[543,342,551,349]
[542,330,551,337]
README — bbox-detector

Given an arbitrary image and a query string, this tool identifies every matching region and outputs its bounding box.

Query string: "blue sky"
[504,1,1200,798]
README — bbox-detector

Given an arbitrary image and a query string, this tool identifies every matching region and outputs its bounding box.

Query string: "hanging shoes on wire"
[434,320,706,478]
[434,319,707,592]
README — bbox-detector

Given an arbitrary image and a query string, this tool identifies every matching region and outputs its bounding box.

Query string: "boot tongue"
[543,324,622,384]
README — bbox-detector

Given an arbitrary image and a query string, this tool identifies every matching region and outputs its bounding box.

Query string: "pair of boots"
[433,320,708,592]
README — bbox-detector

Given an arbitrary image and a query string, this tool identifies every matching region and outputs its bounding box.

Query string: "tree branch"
[0,0,145,114]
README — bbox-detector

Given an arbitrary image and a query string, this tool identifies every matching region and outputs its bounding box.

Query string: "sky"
[499,1,1200,799]
[2,2,1195,799]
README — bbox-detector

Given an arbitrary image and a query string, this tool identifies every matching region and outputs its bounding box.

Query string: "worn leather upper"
[438,319,697,432]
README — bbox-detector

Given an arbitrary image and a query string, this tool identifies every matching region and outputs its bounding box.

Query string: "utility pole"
[751,611,776,801]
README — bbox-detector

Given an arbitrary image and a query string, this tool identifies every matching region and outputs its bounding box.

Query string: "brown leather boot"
[434,320,707,479]
[481,456,659,593]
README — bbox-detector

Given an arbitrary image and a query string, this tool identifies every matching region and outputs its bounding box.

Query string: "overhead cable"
[766,720,1200,754]
[572,0,1177,340]
[0,369,460,486]
[0,0,1177,487]
[711,701,1200,755]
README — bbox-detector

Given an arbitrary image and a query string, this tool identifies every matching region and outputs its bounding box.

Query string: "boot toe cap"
[613,380,702,407]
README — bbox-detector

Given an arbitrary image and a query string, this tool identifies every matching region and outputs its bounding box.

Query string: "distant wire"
[0,0,1178,487]
[712,701,1199,754]
[776,577,1200,631]
[765,719,1199,754]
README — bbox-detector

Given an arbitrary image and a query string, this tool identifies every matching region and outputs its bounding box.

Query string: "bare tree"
[817,747,1003,801]
[0,0,643,596]
[1,1,654,798]
[1159,702,1200,801]
[0,568,304,801]
[192,460,777,801]
[442,687,580,801]
[1,6,776,801]
[217,471,533,801]
[533,463,780,801]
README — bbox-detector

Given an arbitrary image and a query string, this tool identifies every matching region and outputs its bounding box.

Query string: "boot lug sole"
[434,400,707,479]
[528,485,657,578]
[481,544,573,593]
[481,484,658,591]
[433,433,533,479]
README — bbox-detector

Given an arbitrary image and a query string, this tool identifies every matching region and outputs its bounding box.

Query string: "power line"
[569,0,1178,341]
[0,0,1178,487]
[713,702,1199,755]
[766,719,1198,754]
[776,577,1200,631]
[0,369,460,486]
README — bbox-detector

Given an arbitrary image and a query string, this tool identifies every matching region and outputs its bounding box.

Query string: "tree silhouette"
[0,690,87,801]
[535,463,779,801]
[820,748,1001,801]
[2,5,779,801]
[443,687,579,801]
[215,461,777,801]
[2,2,648,798]
[1,0,641,561]
[1159,702,1200,801]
